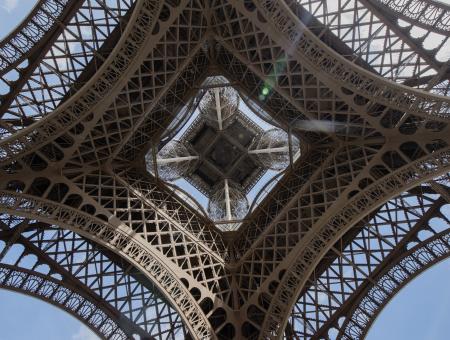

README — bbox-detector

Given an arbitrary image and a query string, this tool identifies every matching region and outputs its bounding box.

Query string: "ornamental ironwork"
[0,0,449,339]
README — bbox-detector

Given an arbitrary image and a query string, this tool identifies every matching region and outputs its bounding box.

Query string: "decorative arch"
[0,0,80,73]
[342,230,450,339]
[0,191,212,339]
[0,0,139,144]
[261,147,450,337]
[366,0,450,35]
[282,179,450,340]
[1,0,450,338]
[0,264,127,340]
[0,0,162,163]
[0,213,191,339]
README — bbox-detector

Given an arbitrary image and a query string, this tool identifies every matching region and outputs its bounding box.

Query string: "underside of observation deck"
[0,0,449,339]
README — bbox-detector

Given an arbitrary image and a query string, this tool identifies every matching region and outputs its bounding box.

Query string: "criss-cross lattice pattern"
[0,0,449,339]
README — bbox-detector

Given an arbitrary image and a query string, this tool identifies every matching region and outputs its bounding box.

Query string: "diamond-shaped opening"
[145,76,300,231]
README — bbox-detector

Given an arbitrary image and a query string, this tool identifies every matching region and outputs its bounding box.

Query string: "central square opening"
[146,76,300,230]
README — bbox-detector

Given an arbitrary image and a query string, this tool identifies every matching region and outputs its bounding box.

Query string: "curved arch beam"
[342,230,450,339]
[0,0,79,75]
[0,191,213,339]
[250,0,450,121]
[0,0,162,166]
[262,147,450,338]
[0,0,138,141]
[0,216,189,339]
[287,0,442,76]
[0,263,128,340]
[282,182,448,339]
[351,0,443,78]
[368,0,450,36]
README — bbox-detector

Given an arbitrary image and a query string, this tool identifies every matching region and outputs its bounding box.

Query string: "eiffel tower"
[0,0,449,339]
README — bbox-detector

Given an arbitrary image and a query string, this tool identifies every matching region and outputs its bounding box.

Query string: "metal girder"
[0,219,152,339]
[0,0,449,339]
[342,230,450,339]
[358,0,444,73]
[284,183,449,339]
[0,168,213,339]
[0,0,135,138]
[367,0,450,36]
[0,264,129,339]
[0,0,80,75]
[260,145,450,338]
[294,0,449,88]
[0,0,162,166]
[0,0,85,116]
[0,215,192,339]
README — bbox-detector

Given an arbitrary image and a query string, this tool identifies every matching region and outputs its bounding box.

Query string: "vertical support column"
[0,220,29,261]
[214,87,223,130]
[224,178,232,220]
[157,156,199,164]
[288,127,294,169]
[151,145,159,180]
[248,147,290,154]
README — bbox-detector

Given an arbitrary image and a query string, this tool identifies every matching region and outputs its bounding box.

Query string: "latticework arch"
[0,264,128,340]
[0,192,211,339]
[0,0,449,338]
[0,214,192,339]
[283,179,450,339]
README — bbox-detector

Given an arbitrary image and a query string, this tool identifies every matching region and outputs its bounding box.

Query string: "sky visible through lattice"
[147,76,297,226]
[0,3,102,340]
[0,1,449,340]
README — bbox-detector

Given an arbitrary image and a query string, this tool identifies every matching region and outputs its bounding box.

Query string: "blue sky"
[0,4,97,340]
[366,258,450,340]
[1,1,450,340]
[0,289,98,340]
[0,1,34,39]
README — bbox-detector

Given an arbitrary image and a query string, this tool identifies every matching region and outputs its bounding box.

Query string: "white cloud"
[71,325,99,340]
[1,0,18,13]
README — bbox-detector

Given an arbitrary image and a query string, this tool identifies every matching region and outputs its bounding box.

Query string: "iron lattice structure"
[0,0,449,339]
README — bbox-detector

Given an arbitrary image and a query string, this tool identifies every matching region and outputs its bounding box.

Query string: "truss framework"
[0,0,449,339]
